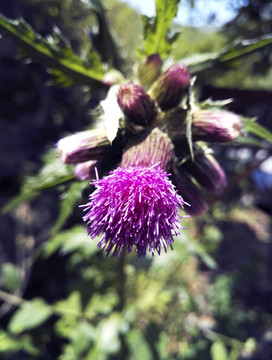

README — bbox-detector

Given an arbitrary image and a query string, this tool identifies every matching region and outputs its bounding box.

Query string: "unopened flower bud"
[117,83,158,126]
[150,64,190,111]
[74,160,98,180]
[192,110,242,142]
[173,163,208,216]
[137,54,162,90]
[57,128,109,164]
[121,128,174,171]
[183,152,227,195]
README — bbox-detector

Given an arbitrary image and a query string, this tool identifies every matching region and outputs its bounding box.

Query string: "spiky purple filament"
[82,165,186,257]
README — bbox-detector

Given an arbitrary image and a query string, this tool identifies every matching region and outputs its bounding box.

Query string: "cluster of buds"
[56,53,243,256]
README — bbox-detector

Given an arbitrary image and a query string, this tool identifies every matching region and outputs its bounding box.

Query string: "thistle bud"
[192,110,242,142]
[57,128,109,164]
[150,64,190,111]
[137,54,162,90]
[183,152,227,195]
[121,128,174,172]
[173,163,208,216]
[74,160,98,181]
[117,83,158,126]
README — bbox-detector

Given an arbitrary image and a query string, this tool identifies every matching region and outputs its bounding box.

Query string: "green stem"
[116,256,128,360]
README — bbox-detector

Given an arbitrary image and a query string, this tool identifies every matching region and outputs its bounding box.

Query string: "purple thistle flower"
[117,83,158,126]
[82,165,186,257]
[150,63,190,111]
[82,128,188,257]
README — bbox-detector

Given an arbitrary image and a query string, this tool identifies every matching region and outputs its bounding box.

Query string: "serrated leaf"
[60,321,95,359]
[8,298,52,334]
[51,181,89,235]
[242,117,272,145]
[139,0,180,58]
[85,292,118,319]
[2,150,75,214]
[0,15,105,87]
[185,34,272,74]
[100,85,122,143]
[54,291,82,316]
[210,341,228,360]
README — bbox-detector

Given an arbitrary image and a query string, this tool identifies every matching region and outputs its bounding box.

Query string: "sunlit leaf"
[0,263,21,292]
[0,15,105,87]
[54,291,82,316]
[2,150,75,214]
[0,331,40,356]
[85,292,118,319]
[86,313,123,359]
[44,226,98,258]
[185,34,272,74]
[8,298,52,334]
[210,341,228,360]
[126,328,152,360]
[60,321,95,359]
[51,181,89,235]
[242,117,272,145]
[0,331,21,354]
[139,0,180,58]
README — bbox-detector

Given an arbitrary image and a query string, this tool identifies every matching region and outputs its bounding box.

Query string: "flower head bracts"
[117,83,158,126]
[150,64,190,111]
[192,110,242,142]
[121,128,174,171]
[82,165,186,257]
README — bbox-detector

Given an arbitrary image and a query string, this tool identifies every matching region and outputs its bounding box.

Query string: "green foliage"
[0,14,104,86]
[243,117,272,145]
[8,298,52,334]
[44,226,98,258]
[1,1,272,359]
[0,331,39,357]
[51,181,89,235]
[183,33,272,75]
[0,263,21,292]
[210,341,228,360]
[2,150,75,214]
[139,0,181,58]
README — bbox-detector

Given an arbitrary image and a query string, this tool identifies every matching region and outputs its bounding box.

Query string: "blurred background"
[0,0,272,359]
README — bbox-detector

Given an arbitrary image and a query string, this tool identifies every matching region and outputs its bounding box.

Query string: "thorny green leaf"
[0,15,105,87]
[139,0,181,58]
